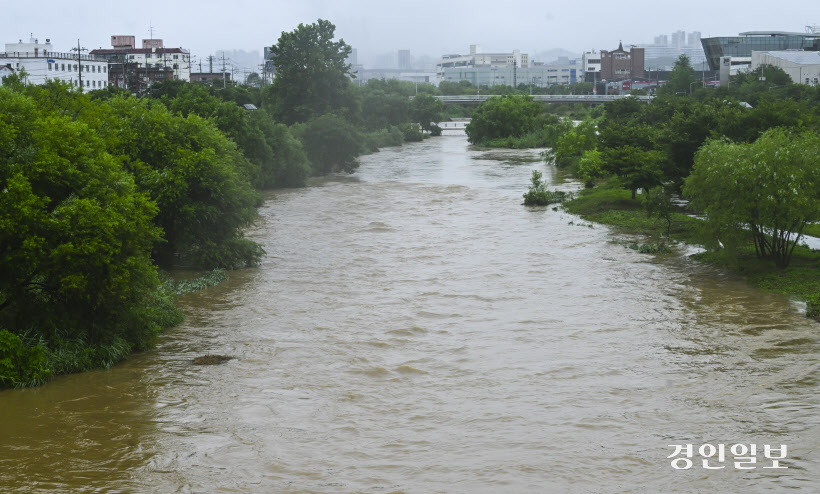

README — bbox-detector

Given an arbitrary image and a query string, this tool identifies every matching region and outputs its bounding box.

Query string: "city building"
[583,51,601,73]
[439,57,579,88]
[90,35,191,87]
[671,30,686,49]
[752,51,820,86]
[398,49,411,70]
[0,37,109,90]
[352,68,435,85]
[640,31,707,71]
[600,42,644,81]
[436,45,528,79]
[191,72,233,83]
[701,30,820,71]
[0,64,14,84]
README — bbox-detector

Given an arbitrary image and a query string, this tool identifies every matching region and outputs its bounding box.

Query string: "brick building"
[601,42,645,80]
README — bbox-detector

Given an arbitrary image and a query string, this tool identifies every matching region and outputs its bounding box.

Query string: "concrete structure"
[0,37,109,90]
[352,68,435,85]
[583,51,601,73]
[398,49,411,70]
[671,30,686,50]
[191,72,233,83]
[752,50,820,86]
[701,31,820,71]
[421,94,652,104]
[91,35,191,84]
[0,64,14,84]
[439,58,580,88]
[436,45,528,79]
[600,42,644,81]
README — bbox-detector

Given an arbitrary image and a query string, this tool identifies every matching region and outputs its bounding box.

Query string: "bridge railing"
[411,94,653,103]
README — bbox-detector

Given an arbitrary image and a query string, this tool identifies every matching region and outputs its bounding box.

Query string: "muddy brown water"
[1,136,818,493]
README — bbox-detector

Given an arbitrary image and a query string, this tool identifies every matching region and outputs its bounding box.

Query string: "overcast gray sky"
[7,0,820,69]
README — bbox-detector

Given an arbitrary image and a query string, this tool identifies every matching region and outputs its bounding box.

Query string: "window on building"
[48,63,52,71]
[173,54,179,60]
[173,64,179,69]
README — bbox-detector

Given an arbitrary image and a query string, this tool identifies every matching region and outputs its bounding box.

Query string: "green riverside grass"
[564,181,820,320]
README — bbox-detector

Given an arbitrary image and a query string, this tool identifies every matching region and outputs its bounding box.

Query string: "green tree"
[578,148,606,187]
[410,93,444,132]
[552,117,598,168]
[265,19,354,124]
[293,113,363,175]
[684,129,820,268]
[105,97,263,268]
[465,95,544,144]
[0,88,169,354]
[643,186,675,237]
[245,72,262,87]
[660,54,697,96]
[602,145,664,199]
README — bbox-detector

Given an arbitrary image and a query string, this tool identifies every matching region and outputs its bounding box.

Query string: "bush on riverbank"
[523,170,571,206]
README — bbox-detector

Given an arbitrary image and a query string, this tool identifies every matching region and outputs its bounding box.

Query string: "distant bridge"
[412,94,653,104]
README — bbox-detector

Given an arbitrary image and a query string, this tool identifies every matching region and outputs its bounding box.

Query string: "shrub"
[523,169,571,206]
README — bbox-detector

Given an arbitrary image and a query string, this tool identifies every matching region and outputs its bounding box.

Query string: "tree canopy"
[265,19,354,124]
[683,129,820,268]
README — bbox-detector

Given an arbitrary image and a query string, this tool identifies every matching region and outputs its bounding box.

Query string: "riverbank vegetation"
[0,19,446,388]
[549,55,820,319]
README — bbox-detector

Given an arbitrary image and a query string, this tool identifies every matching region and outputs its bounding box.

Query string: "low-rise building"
[752,50,820,86]
[0,63,14,84]
[91,36,191,87]
[436,45,528,79]
[600,42,645,81]
[0,37,109,90]
[191,72,232,83]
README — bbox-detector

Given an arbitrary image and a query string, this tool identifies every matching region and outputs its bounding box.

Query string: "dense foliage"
[0,86,183,387]
[265,19,356,124]
[465,95,550,145]
[684,129,820,267]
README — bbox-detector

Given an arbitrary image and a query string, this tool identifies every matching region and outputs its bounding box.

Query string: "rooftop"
[757,50,820,64]
[738,31,819,37]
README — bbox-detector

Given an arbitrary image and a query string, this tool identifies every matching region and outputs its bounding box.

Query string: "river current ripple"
[1,136,818,493]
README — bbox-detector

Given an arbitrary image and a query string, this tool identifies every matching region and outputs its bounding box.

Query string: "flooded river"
[1,136,818,493]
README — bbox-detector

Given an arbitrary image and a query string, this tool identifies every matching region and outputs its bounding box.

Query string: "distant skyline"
[5,0,819,71]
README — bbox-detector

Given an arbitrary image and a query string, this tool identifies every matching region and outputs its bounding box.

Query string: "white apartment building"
[0,37,109,90]
[583,51,602,74]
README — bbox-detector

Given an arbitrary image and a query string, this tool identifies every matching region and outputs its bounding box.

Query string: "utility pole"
[71,39,88,91]
[207,55,214,74]
[513,59,517,89]
[258,63,266,86]
[221,53,227,88]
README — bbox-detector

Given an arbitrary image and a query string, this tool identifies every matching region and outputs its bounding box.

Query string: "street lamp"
[689,81,698,95]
